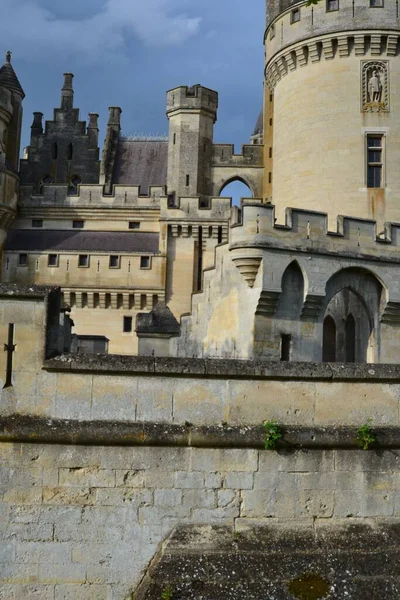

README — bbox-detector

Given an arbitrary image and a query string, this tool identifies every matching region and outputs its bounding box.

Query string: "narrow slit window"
[367,134,384,188]
[186,174,190,187]
[67,143,73,160]
[280,334,291,362]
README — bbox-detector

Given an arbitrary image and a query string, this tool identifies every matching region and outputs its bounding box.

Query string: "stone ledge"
[2,415,400,449]
[0,283,60,298]
[44,354,400,381]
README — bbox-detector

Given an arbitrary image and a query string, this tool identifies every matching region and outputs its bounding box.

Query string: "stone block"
[240,489,296,518]
[335,449,400,472]
[42,487,96,506]
[3,488,42,505]
[114,470,145,488]
[173,379,228,425]
[0,542,15,563]
[228,380,315,425]
[91,375,137,421]
[223,472,254,490]
[54,584,112,600]
[136,377,173,422]
[55,374,92,420]
[191,506,240,523]
[58,467,115,488]
[191,449,258,472]
[204,473,223,488]
[0,562,39,584]
[182,489,216,509]
[12,584,55,600]
[295,490,334,518]
[95,488,153,507]
[218,489,238,508]
[174,471,204,489]
[38,563,86,584]
[258,449,334,472]
[154,489,182,507]
[315,382,399,425]
[15,542,72,565]
[334,490,395,518]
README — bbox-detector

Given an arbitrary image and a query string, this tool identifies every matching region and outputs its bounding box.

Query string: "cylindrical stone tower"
[265,0,400,226]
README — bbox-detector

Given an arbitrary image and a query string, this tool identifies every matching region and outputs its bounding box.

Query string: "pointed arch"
[323,316,336,362]
[276,260,305,320]
[219,177,254,206]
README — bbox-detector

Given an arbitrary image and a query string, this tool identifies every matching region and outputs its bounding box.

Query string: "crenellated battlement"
[212,144,264,167]
[230,202,400,260]
[166,85,218,120]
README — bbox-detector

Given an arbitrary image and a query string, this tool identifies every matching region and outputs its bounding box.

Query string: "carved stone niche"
[361,61,389,113]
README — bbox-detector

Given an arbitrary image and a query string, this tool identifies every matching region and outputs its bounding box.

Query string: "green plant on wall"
[356,421,377,451]
[161,585,174,600]
[263,420,283,450]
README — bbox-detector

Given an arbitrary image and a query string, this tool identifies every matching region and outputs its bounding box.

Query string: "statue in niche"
[368,70,382,103]
[362,61,389,113]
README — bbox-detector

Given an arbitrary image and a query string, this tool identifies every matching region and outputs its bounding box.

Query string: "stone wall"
[2,286,400,599]
[2,443,400,599]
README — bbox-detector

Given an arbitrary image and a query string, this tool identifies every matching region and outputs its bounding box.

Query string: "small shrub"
[263,420,282,450]
[161,585,174,600]
[357,421,377,451]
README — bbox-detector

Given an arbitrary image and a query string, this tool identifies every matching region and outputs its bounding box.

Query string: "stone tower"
[19,73,100,192]
[0,51,24,250]
[166,85,218,204]
[265,0,400,226]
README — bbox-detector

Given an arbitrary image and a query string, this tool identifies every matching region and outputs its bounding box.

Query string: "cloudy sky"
[1,0,265,153]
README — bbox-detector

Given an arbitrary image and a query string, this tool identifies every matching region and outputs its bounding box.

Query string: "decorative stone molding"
[265,32,399,90]
[301,294,325,320]
[361,60,389,113]
[232,256,262,288]
[256,290,280,316]
[381,301,400,324]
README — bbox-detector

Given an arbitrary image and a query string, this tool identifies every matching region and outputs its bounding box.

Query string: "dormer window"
[291,8,300,23]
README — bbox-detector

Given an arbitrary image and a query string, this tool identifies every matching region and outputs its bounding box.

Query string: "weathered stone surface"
[134,522,400,599]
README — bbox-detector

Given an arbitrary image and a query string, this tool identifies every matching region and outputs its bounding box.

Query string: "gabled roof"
[0,51,25,99]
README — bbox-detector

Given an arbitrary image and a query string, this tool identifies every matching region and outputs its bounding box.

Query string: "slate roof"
[5,230,160,254]
[0,53,25,98]
[252,109,263,137]
[113,140,168,192]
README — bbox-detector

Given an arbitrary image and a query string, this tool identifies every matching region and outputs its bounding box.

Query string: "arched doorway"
[322,268,384,364]
[219,179,253,207]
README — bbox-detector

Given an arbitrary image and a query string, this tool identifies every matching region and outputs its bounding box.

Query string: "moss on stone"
[287,573,330,600]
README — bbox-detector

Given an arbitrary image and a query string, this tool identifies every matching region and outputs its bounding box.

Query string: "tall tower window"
[67,143,73,160]
[327,0,339,11]
[366,135,384,188]
[52,143,58,160]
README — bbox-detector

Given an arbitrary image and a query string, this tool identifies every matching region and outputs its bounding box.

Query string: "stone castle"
[2,0,400,363]
[2,1,400,599]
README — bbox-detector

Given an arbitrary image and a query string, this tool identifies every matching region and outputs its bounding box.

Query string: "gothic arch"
[219,176,254,198]
[276,261,305,320]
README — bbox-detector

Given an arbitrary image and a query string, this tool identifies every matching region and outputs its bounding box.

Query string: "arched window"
[52,142,58,160]
[219,179,253,207]
[323,316,336,362]
[345,314,356,363]
[276,261,304,320]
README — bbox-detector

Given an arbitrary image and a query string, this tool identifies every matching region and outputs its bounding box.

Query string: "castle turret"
[265,0,400,226]
[166,85,218,203]
[0,51,24,251]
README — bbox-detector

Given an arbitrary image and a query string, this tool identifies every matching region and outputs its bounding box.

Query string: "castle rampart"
[1,286,400,598]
